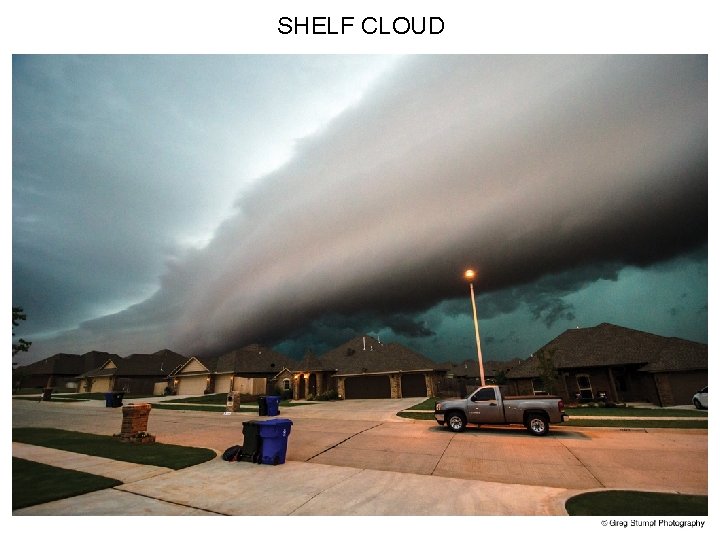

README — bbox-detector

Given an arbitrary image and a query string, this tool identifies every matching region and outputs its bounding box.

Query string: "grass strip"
[565,490,708,516]
[13,427,216,469]
[163,393,311,407]
[153,403,253,412]
[566,407,707,417]
[13,396,90,402]
[13,457,121,510]
[564,419,707,429]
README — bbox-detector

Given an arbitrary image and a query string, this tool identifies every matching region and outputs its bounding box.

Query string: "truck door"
[467,387,505,424]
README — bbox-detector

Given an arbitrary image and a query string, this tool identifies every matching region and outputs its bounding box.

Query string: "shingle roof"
[214,344,296,375]
[20,351,121,376]
[317,336,441,376]
[504,323,707,378]
[436,359,517,378]
[115,349,188,377]
[504,357,542,379]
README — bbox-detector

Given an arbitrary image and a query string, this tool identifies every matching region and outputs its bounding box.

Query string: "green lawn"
[162,393,308,407]
[566,490,708,516]
[13,457,121,510]
[406,397,437,410]
[13,395,90,402]
[566,407,707,417]
[13,427,216,469]
[564,419,707,429]
[163,393,230,404]
[153,403,246,412]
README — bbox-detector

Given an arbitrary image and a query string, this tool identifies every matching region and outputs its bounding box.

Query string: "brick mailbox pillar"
[115,403,156,443]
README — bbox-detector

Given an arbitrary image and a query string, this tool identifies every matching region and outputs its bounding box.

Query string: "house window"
[283,378,291,391]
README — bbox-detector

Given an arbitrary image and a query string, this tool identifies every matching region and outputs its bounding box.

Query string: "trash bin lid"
[257,418,293,427]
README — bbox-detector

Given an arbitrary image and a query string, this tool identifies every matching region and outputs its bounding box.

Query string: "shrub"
[315,389,339,401]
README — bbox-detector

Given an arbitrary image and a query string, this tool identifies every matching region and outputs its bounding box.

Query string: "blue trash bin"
[266,395,280,416]
[104,392,124,408]
[256,418,293,465]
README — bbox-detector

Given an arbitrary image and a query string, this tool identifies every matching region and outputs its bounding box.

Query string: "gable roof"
[115,349,188,377]
[20,351,121,376]
[215,344,296,375]
[505,323,707,378]
[317,336,440,376]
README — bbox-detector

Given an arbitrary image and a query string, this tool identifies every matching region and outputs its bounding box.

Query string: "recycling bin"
[258,396,268,416]
[256,418,293,465]
[239,420,261,463]
[265,395,280,416]
[104,392,125,408]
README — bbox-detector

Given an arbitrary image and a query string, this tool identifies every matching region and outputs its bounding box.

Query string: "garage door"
[344,375,391,399]
[401,373,427,397]
[214,374,233,394]
[90,377,111,393]
[177,376,207,395]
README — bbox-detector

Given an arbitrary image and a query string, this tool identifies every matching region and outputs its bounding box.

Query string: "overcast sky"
[12,54,707,365]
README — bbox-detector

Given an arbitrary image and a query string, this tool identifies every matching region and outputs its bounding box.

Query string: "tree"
[537,348,560,395]
[12,306,32,356]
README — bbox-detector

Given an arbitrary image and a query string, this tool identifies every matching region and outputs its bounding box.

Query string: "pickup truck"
[434,385,568,436]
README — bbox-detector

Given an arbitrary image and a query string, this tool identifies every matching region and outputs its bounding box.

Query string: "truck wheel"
[526,414,549,436]
[446,411,467,433]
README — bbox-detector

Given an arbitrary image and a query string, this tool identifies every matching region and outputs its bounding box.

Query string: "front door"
[576,374,594,401]
[467,387,504,424]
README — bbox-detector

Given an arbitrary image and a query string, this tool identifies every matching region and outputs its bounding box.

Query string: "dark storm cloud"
[19,55,707,361]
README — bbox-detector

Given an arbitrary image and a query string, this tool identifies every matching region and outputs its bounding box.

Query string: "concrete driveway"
[12,397,708,515]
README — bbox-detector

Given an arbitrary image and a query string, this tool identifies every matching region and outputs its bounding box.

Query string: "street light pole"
[464,269,486,386]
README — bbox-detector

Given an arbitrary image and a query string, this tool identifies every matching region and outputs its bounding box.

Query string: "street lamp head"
[464,269,476,282]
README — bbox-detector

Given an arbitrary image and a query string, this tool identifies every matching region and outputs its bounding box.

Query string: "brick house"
[172,344,296,396]
[77,349,187,395]
[15,351,120,392]
[293,335,447,399]
[503,323,708,406]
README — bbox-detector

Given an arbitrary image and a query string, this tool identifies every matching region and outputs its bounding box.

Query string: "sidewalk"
[12,397,707,516]
[12,443,572,516]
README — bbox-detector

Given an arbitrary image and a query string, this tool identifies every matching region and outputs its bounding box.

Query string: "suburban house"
[434,358,519,397]
[14,351,120,391]
[503,323,708,407]
[77,349,188,395]
[171,344,296,396]
[292,335,447,399]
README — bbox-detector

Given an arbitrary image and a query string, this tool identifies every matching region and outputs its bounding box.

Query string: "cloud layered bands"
[20,55,707,360]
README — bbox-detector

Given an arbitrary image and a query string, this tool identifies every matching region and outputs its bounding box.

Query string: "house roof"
[504,323,708,378]
[19,351,121,377]
[436,359,518,378]
[115,349,188,377]
[214,344,296,375]
[315,336,441,376]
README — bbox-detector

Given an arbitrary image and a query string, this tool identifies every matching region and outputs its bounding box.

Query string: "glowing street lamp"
[464,269,486,386]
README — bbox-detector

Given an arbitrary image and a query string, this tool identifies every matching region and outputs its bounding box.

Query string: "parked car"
[692,386,708,410]
[434,385,568,436]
